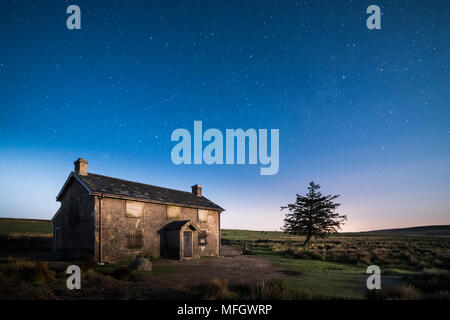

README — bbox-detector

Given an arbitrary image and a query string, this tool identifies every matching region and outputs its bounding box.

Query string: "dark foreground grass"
[188,278,311,300]
[252,247,415,299]
[94,259,179,281]
[0,258,55,284]
[0,257,184,299]
[0,234,52,254]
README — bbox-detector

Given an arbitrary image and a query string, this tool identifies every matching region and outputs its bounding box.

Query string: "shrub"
[0,234,52,254]
[290,289,313,300]
[271,243,288,252]
[80,259,98,273]
[293,251,309,259]
[250,279,285,300]
[367,284,421,300]
[204,278,235,300]
[427,290,450,300]
[422,268,450,281]
[95,265,133,281]
[112,267,133,280]
[4,259,54,284]
[387,284,422,300]
[357,251,372,265]
[410,268,450,294]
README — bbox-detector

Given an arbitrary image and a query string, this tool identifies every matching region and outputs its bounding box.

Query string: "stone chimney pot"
[191,184,202,197]
[74,158,88,176]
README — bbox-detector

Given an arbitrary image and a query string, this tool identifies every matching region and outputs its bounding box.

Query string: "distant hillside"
[364,225,450,236]
[0,218,52,235]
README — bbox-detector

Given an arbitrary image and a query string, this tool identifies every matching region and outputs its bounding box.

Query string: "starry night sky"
[0,0,449,231]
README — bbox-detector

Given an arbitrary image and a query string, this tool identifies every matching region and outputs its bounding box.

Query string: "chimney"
[74,158,88,176]
[191,184,202,197]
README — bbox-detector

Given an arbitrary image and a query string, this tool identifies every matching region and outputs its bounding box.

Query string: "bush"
[427,290,450,300]
[112,267,133,280]
[271,243,288,252]
[202,279,293,300]
[0,234,52,254]
[410,268,450,294]
[422,268,450,281]
[291,289,313,300]
[4,258,54,284]
[367,284,421,300]
[250,279,285,300]
[204,278,235,300]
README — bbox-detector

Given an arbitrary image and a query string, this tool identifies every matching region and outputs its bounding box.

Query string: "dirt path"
[140,245,289,291]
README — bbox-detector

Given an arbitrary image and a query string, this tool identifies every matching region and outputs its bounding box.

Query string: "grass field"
[0,218,52,235]
[222,229,450,299]
[0,219,448,299]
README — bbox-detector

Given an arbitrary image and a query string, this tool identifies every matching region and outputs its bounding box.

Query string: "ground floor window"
[198,231,207,245]
[127,232,143,249]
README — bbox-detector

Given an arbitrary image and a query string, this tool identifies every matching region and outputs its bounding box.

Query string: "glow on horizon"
[0,152,448,232]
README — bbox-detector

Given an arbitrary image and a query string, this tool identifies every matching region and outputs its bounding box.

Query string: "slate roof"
[60,172,224,211]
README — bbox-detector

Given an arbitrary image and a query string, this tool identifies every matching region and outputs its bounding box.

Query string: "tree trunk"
[303,234,311,246]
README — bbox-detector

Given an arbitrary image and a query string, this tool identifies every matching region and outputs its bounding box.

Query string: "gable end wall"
[53,179,95,259]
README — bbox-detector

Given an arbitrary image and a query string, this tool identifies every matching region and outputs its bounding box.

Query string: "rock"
[128,257,152,271]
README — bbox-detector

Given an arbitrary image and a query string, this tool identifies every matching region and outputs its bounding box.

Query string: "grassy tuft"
[250,279,285,300]
[204,278,235,300]
[4,258,54,284]
[367,284,422,300]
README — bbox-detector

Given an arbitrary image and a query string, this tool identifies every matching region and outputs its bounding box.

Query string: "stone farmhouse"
[52,158,224,262]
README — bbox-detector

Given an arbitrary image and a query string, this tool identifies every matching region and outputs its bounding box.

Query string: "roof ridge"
[85,172,206,198]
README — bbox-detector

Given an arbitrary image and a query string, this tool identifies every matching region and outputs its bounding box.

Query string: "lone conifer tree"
[282,182,347,245]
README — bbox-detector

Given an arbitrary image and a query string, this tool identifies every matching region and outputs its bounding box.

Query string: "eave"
[56,172,92,202]
[91,192,224,213]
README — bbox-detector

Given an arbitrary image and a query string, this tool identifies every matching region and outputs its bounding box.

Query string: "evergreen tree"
[282,182,347,245]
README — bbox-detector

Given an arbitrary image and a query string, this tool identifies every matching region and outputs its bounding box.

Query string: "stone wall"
[54,179,95,260]
[97,198,168,261]
[55,179,221,262]
[97,197,221,262]
[179,207,220,257]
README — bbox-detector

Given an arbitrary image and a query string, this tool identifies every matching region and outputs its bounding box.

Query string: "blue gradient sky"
[1,1,449,231]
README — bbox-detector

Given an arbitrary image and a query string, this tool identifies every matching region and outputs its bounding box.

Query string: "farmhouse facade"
[52,158,224,262]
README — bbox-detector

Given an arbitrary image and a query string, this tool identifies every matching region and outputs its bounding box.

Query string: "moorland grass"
[0,258,55,284]
[223,229,450,271]
[223,229,450,299]
[0,218,52,235]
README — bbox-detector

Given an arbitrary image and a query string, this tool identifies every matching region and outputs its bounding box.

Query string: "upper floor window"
[167,205,181,221]
[198,209,209,222]
[126,201,144,218]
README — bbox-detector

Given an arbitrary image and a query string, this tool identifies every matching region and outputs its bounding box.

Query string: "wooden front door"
[183,231,192,257]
